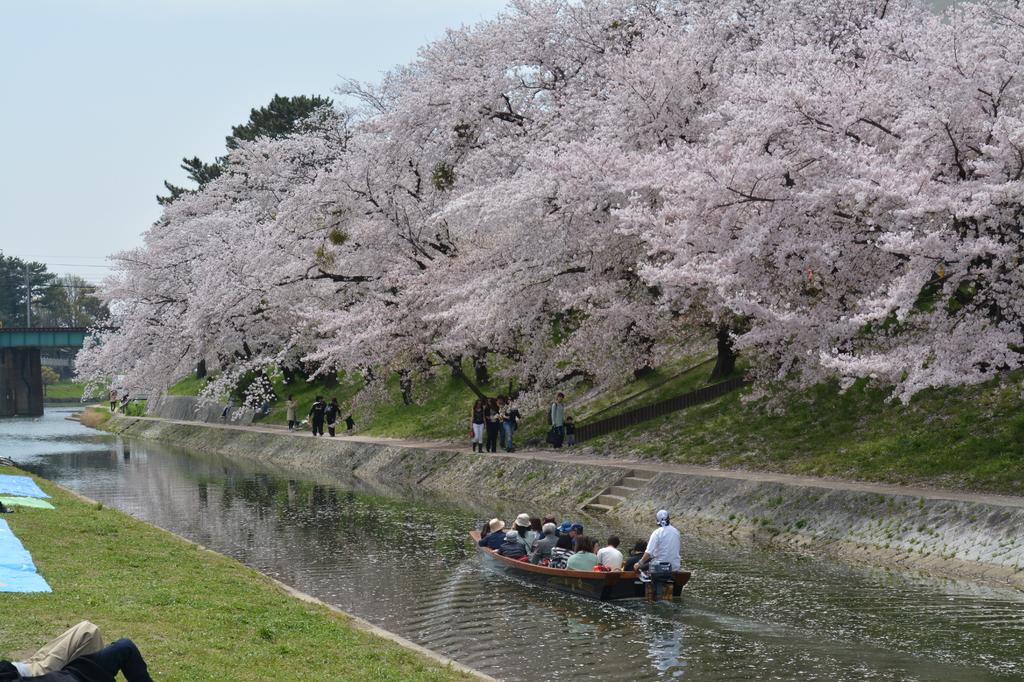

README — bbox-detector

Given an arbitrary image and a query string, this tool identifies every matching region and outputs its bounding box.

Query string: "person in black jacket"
[1,638,153,682]
[308,396,326,437]
[623,539,647,571]
[325,397,340,437]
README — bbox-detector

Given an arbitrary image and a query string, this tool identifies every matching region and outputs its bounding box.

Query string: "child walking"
[565,416,576,447]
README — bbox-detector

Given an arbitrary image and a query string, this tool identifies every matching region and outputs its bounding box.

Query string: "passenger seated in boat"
[597,535,624,570]
[528,516,543,548]
[478,518,507,549]
[557,521,573,537]
[498,530,529,559]
[529,522,559,564]
[569,522,584,550]
[566,536,600,571]
[623,540,647,571]
[548,534,575,568]
[513,513,535,550]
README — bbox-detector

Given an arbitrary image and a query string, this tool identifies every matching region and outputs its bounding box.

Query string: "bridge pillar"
[0,348,44,417]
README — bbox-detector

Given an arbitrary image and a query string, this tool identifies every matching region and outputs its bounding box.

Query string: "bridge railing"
[0,327,90,348]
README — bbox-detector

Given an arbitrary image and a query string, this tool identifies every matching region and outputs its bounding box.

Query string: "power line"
[40,263,113,269]
[3,253,110,261]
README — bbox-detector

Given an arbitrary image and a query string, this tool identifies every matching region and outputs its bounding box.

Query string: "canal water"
[4,409,1023,681]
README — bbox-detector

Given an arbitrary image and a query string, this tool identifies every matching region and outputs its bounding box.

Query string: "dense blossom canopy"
[78,0,1024,407]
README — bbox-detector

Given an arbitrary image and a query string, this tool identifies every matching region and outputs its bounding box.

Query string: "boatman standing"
[637,509,681,575]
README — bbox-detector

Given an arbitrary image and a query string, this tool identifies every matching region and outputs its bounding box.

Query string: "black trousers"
[311,419,324,436]
[485,422,500,452]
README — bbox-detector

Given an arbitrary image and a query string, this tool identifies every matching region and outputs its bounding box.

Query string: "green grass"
[589,372,1024,494]
[257,372,364,427]
[0,465,473,682]
[43,380,84,401]
[360,371,482,440]
[166,375,209,396]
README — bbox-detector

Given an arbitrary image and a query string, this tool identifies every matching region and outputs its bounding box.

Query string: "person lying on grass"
[0,620,153,682]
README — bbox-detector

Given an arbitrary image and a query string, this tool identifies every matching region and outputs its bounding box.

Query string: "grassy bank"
[0,465,474,681]
[590,372,1024,494]
[77,406,112,429]
[160,353,1024,495]
[43,380,84,402]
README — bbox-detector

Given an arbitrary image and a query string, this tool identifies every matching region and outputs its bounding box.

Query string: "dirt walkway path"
[120,414,1024,510]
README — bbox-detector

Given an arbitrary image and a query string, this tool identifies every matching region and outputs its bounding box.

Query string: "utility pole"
[24,263,31,328]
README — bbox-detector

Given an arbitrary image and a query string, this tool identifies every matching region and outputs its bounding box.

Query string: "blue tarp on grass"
[0,496,55,509]
[0,519,50,592]
[0,475,49,499]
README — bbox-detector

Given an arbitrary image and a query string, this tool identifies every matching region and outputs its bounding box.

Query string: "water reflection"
[4,410,1024,681]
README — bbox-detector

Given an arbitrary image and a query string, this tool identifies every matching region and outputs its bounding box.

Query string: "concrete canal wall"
[104,415,1024,589]
[146,395,255,425]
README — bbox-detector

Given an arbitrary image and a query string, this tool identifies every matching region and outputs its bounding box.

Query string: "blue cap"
[570,522,584,532]
[558,521,573,533]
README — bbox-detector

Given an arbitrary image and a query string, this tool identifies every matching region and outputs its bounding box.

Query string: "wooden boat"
[470,531,691,601]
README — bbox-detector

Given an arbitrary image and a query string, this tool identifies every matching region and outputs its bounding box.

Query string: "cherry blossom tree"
[634,0,1024,401]
[78,0,1024,411]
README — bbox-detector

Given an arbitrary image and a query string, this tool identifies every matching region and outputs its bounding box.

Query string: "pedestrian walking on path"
[326,397,340,437]
[308,396,326,437]
[286,395,297,431]
[548,392,565,448]
[484,398,500,453]
[470,399,486,452]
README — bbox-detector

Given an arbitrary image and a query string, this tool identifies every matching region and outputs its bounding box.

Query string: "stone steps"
[581,470,654,513]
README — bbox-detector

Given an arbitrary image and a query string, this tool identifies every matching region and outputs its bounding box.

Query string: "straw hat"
[513,513,532,528]
[488,518,505,533]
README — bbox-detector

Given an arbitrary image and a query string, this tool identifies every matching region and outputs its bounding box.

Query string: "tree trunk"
[323,369,338,389]
[195,359,207,380]
[473,354,489,385]
[399,370,414,405]
[709,325,737,381]
[449,355,463,378]
[439,352,487,400]
[633,365,654,380]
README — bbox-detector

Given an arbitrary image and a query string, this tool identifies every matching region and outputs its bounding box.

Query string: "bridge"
[0,327,89,417]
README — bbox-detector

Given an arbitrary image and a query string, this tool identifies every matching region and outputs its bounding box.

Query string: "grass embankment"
[591,372,1024,494]
[77,406,112,429]
[44,381,84,402]
[162,356,1024,494]
[0,466,473,682]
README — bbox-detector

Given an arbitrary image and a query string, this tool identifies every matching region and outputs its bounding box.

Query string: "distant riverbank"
[102,413,1024,589]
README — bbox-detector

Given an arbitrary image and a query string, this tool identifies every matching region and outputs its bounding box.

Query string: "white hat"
[489,518,505,533]
[514,513,532,528]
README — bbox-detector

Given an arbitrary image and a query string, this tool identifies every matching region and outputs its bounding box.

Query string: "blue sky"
[0,0,507,282]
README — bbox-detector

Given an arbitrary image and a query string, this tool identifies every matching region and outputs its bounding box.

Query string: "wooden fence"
[574,375,748,443]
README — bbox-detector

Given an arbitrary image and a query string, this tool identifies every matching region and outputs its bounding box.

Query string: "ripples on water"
[5,409,1023,681]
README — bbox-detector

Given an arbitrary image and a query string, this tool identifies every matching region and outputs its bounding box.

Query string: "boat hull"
[471,532,691,601]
